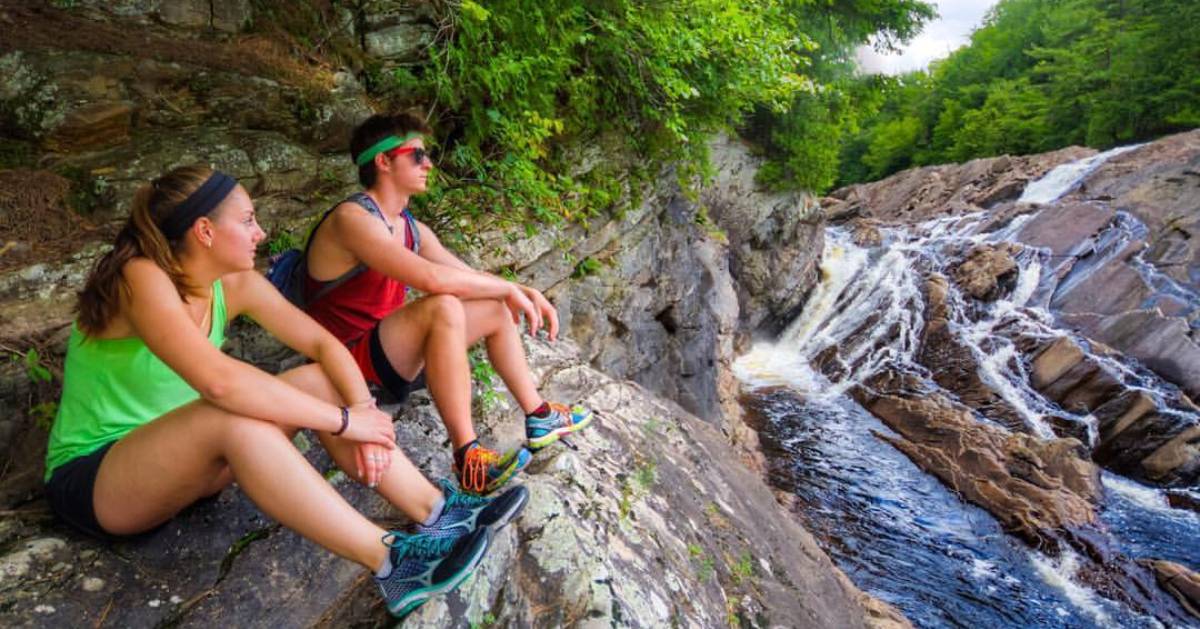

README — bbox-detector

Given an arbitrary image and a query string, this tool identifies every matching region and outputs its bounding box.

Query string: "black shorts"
[44,441,117,540]
[365,322,425,404]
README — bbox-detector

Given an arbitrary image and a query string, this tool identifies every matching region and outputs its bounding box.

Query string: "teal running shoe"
[454,443,531,495]
[418,479,529,544]
[375,527,492,619]
[526,402,594,450]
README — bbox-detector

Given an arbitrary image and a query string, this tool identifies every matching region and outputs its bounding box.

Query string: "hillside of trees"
[829,0,1200,188]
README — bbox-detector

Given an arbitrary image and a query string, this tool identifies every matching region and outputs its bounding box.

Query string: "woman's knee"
[220,413,290,447]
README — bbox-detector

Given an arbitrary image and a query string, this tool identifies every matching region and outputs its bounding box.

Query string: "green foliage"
[384,0,817,230]
[266,230,301,256]
[838,0,1200,184]
[688,543,716,582]
[469,612,498,629]
[634,460,657,490]
[468,345,504,412]
[23,349,52,384]
[0,138,34,170]
[570,256,602,279]
[731,551,754,585]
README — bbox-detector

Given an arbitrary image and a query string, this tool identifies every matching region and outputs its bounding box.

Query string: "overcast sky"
[856,0,999,75]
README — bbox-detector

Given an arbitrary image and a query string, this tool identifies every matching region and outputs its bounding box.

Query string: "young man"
[301,113,592,494]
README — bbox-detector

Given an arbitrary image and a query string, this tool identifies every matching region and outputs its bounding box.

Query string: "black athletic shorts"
[366,322,425,404]
[44,441,117,540]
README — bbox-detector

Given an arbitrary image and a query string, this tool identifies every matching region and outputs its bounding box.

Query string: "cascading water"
[736,145,1200,628]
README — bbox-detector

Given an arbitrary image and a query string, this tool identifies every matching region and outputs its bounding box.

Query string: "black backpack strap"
[303,192,395,304]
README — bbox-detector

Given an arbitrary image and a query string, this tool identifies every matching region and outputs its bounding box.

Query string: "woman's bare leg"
[278,364,442,523]
[92,394,388,570]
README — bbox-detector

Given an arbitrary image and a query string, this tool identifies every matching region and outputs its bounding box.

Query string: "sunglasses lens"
[413,148,428,165]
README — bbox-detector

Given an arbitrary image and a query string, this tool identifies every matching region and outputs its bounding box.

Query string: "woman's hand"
[504,284,542,336]
[344,398,392,487]
[355,442,392,488]
[340,403,396,449]
[520,285,559,341]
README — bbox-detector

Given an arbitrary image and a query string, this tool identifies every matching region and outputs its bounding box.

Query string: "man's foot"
[375,527,492,619]
[418,479,529,543]
[454,442,531,495]
[526,402,593,450]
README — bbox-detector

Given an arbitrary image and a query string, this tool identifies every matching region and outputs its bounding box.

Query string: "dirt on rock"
[0,169,107,273]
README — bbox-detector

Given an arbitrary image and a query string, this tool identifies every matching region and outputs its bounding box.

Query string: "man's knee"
[424,294,466,329]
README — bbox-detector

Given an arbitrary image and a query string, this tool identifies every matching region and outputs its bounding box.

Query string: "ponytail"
[76,165,213,336]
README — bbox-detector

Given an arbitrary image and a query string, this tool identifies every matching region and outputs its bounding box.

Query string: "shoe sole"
[528,410,594,450]
[487,486,530,531]
[389,529,492,618]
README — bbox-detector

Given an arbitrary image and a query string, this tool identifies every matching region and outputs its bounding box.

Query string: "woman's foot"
[375,527,492,618]
[418,479,529,541]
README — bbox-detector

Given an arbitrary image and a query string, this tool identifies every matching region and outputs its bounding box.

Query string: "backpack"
[266,192,420,307]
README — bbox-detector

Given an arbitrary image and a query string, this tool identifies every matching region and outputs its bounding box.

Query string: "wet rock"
[1166,489,1200,514]
[1141,560,1200,619]
[1067,129,1200,287]
[1013,201,1116,260]
[918,276,1031,432]
[853,371,1101,546]
[951,242,1020,301]
[1062,309,1200,402]
[822,146,1093,226]
[850,219,883,247]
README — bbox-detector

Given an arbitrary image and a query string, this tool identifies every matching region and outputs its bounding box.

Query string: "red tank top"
[303,193,419,345]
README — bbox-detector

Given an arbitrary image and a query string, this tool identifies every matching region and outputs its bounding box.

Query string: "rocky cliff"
[0,3,864,627]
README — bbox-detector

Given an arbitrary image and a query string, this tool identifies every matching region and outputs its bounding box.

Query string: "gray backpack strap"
[403,209,420,253]
[306,193,394,303]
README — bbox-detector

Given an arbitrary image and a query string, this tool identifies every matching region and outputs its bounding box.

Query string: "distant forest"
[816,0,1200,189]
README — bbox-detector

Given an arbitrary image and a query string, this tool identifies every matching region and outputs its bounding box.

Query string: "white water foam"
[1018,143,1145,204]
[1103,472,1200,523]
[1028,549,1117,628]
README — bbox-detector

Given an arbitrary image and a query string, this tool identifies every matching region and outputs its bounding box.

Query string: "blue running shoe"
[417,479,529,544]
[375,527,492,619]
[455,443,532,495]
[527,402,594,450]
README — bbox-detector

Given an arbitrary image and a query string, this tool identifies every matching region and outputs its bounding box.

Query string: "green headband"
[354,132,423,167]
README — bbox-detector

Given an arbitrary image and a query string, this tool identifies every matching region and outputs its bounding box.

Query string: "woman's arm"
[223,270,372,408]
[122,259,393,447]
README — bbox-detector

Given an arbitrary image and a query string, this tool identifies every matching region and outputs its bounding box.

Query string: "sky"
[856,0,1000,75]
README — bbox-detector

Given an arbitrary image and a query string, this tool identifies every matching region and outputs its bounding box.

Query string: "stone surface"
[951,243,1019,301]
[0,337,879,628]
[852,370,1101,546]
[1142,560,1200,619]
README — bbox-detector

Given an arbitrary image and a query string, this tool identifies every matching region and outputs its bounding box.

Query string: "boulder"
[951,242,1019,301]
[852,370,1101,546]
[1141,560,1200,619]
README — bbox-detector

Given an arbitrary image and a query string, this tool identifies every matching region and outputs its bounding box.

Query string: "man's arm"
[415,220,560,340]
[334,206,544,333]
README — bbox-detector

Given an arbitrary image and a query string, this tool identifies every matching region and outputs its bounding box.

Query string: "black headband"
[159,171,237,241]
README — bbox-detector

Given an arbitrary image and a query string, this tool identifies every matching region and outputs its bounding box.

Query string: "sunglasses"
[385,146,431,166]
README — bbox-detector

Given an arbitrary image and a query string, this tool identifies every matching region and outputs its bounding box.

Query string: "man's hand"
[504,284,542,336]
[519,285,559,341]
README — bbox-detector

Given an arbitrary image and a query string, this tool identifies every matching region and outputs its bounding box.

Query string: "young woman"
[42,165,527,618]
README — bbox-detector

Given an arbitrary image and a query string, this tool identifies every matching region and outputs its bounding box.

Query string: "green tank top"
[44,280,227,481]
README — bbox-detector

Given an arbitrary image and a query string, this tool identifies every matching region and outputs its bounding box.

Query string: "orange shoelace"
[460,445,499,493]
[547,402,574,425]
